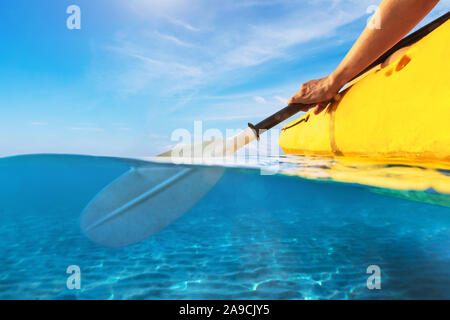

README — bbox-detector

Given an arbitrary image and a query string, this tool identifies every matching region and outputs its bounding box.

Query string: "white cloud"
[273,96,288,105]
[127,0,192,16]
[76,122,97,126]
[109,46,204,78]
[69,127,104,132]
[31,122,48,126]
[166,17,200,32]
[254,96,266,104]
[103,44,205,95]
[149,133,169,139]
[154,31,195,47]
[221,7,364,68]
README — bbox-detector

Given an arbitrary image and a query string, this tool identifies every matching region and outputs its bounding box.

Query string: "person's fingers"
[289,77,335,106]
[314,102,328,115]
[304,104,316,112]
[287,97,295,105]
[288,93,304,105]
[290,91,314,105]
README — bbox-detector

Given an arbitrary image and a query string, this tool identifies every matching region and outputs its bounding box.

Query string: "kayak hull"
[279,18,450,162]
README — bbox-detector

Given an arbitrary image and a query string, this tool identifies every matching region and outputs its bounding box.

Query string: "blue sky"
[1,0,449,157]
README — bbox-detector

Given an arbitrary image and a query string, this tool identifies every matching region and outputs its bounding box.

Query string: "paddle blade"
[80,164,225,247]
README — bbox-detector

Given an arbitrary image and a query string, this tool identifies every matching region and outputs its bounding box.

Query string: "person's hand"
[288,75,343,114]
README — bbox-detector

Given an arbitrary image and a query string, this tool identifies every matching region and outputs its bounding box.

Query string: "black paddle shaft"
[248,103,308,138]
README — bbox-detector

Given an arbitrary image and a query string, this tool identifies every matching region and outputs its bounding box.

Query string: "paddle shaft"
[248,103,308,138]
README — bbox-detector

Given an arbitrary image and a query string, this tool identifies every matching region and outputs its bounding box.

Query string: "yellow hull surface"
[279,19,450,162]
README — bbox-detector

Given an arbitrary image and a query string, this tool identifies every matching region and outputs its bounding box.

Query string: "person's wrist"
[329,70,349,91]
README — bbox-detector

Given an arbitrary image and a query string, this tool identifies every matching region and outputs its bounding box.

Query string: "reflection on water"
[277,155,450,195]
[0,154,449,299]
[144,154,450,201]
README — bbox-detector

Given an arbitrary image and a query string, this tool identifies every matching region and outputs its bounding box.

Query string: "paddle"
[80,103,308,247]
[81,11,449,247]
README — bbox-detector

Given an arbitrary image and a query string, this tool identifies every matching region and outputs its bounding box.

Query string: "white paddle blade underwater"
[80,129,258,248]
[81,164,225,247]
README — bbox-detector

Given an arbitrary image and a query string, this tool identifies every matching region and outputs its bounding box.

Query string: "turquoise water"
[0,154,449,300]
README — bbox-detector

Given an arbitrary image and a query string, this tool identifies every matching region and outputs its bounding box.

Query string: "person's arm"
[288,0,440,114]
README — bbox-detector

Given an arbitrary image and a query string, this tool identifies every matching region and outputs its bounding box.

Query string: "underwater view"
[0,154,449,300]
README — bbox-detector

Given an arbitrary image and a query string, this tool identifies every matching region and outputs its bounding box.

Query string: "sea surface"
[0,154,449,300]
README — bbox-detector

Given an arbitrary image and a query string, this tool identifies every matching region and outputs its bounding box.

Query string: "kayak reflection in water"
[288,0,440,114]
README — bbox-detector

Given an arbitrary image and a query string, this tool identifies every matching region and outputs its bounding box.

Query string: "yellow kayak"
[280,15,450,163]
